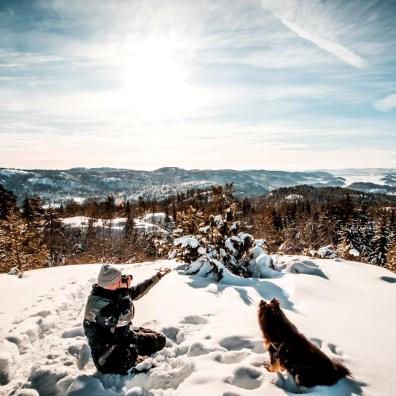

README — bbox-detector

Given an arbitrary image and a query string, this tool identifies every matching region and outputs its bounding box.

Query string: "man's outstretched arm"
[129,268,171,300]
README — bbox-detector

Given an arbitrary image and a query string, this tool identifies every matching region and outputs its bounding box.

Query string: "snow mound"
[286,259,328,279]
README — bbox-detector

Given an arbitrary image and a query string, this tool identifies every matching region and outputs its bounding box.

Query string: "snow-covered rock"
[317,245,337,258]
[349,248,360,257]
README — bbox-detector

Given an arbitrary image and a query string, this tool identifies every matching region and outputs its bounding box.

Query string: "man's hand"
[119,275,132,289]
[156,267,171,279]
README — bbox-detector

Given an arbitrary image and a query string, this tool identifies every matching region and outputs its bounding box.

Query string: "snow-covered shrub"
[170,207,275,281]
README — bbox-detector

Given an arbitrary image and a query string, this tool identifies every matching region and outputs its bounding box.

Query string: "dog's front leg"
[265,344,283,372]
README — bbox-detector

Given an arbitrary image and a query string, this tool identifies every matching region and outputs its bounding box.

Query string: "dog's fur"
[258,299,351,387]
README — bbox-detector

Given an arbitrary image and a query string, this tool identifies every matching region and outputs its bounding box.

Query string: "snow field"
[0,257,395,395]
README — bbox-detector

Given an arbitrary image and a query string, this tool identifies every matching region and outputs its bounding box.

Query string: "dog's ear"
[270,298,280,308]
[259,299,267,307]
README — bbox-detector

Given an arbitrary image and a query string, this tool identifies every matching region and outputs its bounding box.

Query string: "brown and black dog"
[258,299,351,387]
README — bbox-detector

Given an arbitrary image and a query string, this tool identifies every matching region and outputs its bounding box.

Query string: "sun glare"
[118,38,198,120]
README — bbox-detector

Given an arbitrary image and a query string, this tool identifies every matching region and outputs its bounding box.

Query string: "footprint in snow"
[327,342,343,356]
[214,350,250,364]
[309,337,322,349]
[30,310,52,318]
[61,326,85,338]
[187,341,226,357]
[181,315,209,325]
[162,326,185,344]
[219,336,254,351]
[225,366,262,390]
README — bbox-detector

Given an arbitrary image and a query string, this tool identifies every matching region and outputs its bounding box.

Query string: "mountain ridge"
[0,166,395,203]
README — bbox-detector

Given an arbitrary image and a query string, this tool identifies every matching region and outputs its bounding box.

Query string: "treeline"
[0,184,216,273]
[1,183,396,274]
[249,186,396,270]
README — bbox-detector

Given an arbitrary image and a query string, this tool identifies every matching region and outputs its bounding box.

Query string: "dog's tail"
[333,360,351,379]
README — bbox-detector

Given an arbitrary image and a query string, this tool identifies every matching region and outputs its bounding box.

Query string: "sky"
[0,0,395,171]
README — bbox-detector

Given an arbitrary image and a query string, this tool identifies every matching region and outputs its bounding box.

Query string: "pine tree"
[0,210,49,274]
[386,243,396,273]
[22,195,44,230]
[84,217,97,255]
[104,195,115,219]
[43,207,64,266]
[22,196,34,222]
[0,184,17,220]
[124,206,135,241]
[172,201,177,223]
[370,217,391,267]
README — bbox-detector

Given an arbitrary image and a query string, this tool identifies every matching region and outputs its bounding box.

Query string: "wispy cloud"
[278,18,368,69]
[261,0,368,69]
[374,93,396,112]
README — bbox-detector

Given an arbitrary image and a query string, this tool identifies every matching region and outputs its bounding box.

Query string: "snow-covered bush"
[170,207,275,281]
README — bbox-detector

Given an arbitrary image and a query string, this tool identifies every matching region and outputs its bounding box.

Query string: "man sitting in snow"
[83,264,171,375]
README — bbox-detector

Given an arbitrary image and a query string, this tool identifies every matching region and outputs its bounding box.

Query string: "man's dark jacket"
[83,274,160,369]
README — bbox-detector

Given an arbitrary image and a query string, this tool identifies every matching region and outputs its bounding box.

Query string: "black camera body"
[121,274,133,283]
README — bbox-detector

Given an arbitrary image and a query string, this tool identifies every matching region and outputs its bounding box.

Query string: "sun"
[117,38,197,120]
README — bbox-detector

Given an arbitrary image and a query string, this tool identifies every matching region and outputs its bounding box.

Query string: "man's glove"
[156,267,171,279]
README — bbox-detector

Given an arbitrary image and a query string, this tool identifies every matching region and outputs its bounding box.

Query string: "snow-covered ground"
[1,257,395,396]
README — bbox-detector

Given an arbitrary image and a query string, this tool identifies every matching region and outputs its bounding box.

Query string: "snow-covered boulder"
[7,267,19,276]
[349,248,360,257]
[317,245,337,258]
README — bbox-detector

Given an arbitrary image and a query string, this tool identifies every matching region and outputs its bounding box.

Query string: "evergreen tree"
[104,195,116,219]
[43,207,64,266]
[370,217,391,267]
[85,217,97,254]
[386,243,396,273]
[124,206,135,241]
[172,201,177,223]
[0,184,17,220]
[22,196,34,222]
[0,210,49,274]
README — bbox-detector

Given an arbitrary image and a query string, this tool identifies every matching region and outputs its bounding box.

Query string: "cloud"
[0,49,64,68]
[262,0,368,69]
[278,18,368,69]
[374,93,396,112]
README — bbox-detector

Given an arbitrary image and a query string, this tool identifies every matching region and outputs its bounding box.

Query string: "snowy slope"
[0,258,395,396]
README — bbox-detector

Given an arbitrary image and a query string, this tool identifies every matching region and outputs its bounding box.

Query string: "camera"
[121,274,133,283]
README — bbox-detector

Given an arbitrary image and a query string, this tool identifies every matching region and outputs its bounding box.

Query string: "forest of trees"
[1,182,396,275]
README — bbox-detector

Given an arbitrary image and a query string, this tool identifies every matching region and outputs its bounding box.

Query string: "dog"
[258,298,351,387]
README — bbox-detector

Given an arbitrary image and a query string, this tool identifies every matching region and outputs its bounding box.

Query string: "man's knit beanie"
[98,264,122,287]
